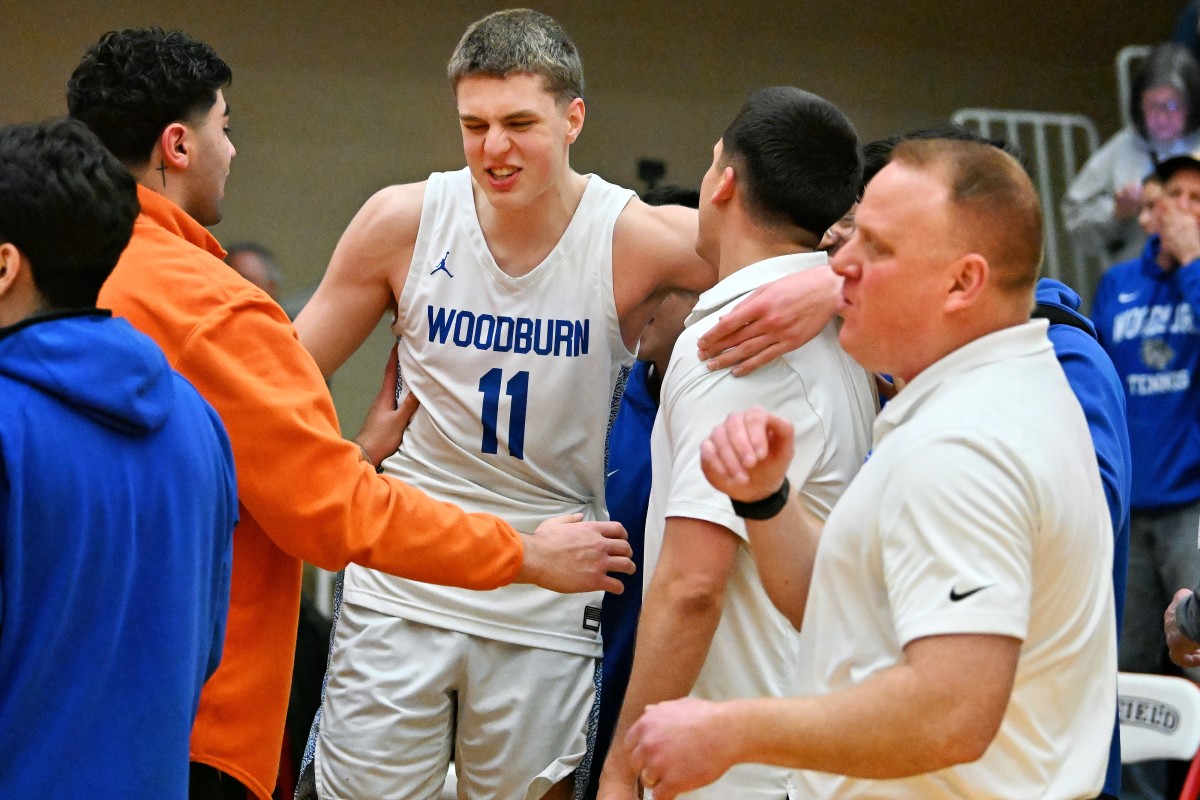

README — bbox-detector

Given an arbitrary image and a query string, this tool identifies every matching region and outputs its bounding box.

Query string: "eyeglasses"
[1144,99,1185,115]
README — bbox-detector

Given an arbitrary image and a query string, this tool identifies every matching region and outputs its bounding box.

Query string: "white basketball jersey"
[342,168,635,656]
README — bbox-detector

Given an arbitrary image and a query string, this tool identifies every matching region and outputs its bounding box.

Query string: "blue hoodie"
[0,311,236,797]
[1037,278,1133,796]
[1092,237,1200,509]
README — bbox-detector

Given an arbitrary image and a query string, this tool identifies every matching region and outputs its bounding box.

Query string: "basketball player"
[297,9,839,799]
[68,26,634,800]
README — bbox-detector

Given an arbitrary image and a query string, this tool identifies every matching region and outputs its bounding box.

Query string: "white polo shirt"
[644,253,876,800]
[795,320,1116,799]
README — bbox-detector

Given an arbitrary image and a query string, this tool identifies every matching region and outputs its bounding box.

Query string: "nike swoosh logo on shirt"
[949,584,993,602]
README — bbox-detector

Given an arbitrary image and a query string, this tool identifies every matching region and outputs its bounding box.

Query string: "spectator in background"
[0,118,236,798]
[227,242,284,299]
[1093,149,1200,800]
[1063,43,1200,267]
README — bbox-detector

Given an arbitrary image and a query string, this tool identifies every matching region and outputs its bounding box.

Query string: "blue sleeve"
[1090,270,1116,348]
[1174,257,1200,313]
[1049,327,1132,623]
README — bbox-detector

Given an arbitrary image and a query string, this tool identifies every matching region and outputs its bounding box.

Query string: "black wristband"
[731,478,790,520]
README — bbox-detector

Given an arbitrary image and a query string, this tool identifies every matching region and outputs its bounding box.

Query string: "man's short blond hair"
[447,9,584,106]
[892,138,1043,294]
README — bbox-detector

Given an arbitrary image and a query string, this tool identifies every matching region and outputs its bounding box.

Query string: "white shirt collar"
[873,318,1052,445]
[685,252,828,328]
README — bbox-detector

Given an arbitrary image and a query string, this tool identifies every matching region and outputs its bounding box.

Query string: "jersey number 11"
[478,368,528,459]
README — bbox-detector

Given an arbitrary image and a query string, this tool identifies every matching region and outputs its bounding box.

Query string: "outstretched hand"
[517,514,635,594]
[354,345,419,466]
[695,266,839,376]
[1166,588,1200,668]
[701,407,794,503]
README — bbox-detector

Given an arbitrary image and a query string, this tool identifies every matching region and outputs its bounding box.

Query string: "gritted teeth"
[489,166,518,179]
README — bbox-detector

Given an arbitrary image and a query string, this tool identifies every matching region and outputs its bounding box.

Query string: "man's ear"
[710,165,736,207]
[564,97,585,144]
[0,242,22,300]
[944,253,989,312]
[158,121,191,170]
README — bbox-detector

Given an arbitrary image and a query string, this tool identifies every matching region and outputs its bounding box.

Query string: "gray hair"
[447,8,584,105]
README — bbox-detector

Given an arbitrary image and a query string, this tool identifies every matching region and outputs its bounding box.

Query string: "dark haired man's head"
[716,86,860,243]
[68,28,235,227]
[641,184,700,209]
[860,125,1023,195]
[67,28,232,168]
[0,119,139,317]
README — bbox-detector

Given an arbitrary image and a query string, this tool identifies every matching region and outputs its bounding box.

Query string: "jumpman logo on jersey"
[431,251,453,278]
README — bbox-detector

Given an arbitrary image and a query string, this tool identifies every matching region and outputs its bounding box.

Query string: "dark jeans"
[190,762,249,800]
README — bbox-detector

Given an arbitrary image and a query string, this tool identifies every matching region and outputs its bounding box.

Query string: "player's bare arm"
[629,633,1020,798]
[611,198,716,351]
[294,181,426,377]
[597,518,737,800]
[612,198,843,374]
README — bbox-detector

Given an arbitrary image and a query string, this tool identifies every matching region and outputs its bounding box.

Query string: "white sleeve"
[659,357,824,541]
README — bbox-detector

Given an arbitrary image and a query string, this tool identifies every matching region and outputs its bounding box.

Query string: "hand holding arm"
[695,266,839,376]
[514,514,634,594]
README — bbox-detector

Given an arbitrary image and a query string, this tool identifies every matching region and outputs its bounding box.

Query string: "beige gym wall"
[4,1,1176,427]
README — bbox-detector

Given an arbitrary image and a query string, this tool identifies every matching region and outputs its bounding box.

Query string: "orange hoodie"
[98,186,525,800]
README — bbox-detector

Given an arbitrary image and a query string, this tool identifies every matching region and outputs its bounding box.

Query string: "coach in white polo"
[597,86,875,800]
[624,138,1117,800]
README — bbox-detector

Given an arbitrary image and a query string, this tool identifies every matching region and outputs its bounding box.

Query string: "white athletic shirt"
[795,320,1116,799]
[644,254,876,800]
[341,168,635,657]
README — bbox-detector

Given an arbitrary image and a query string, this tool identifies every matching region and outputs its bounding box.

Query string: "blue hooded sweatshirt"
[1037,278,1133,796]
[0,311,236,797]
[1091,237,1200,509]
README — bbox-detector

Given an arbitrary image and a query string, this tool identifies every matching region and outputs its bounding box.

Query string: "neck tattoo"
[155,160,168,187]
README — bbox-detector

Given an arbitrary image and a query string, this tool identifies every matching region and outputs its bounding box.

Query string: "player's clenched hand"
[1166,588,1200,668]
[701,407,794,503]
[695,266,839,376]
[517,514,634,594]
[628,697,736,800]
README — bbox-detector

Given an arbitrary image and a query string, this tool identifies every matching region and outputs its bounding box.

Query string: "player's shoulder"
[613,197,698,270]
[615,196,694,239]
[341,180,429,251]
